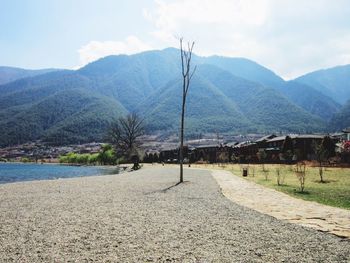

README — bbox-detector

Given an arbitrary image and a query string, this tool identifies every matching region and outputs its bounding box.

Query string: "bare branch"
[180,38,185,76]
[108,113,144,160]
[189,65,197,81]
[179,38,196,183]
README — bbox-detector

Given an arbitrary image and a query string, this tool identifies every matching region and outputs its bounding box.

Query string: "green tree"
[88,153,99,165]
[98,144,116,165]
[76,153,90,164]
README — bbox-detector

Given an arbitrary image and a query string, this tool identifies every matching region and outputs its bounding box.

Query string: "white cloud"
[143,0,350,79]
[76,36,152,68]
[144,0,269,47]
[75,1,350,78]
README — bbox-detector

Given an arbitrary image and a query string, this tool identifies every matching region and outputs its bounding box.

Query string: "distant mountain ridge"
[200,56,341,120]
[0,49,348,146]
[330,99,350,131]
[0,66,59,85]
[294,64,350,104]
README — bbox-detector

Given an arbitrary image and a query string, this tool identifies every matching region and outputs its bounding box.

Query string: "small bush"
[262,167,269,180]
[275,165,285,186]
[20,157,30,163]
[88,153,99,165]
[295,162,307,192]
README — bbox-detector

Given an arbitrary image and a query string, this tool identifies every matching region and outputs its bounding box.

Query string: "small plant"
[250,165,255,177]
[257,149,267,172]
[263,168,269,180]
[313,141,326,183]
[319,166,324,181]
[275,165,285,186]
[295,162,306,192]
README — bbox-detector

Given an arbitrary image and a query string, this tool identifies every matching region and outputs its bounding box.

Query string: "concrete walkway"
[211,169,350,238]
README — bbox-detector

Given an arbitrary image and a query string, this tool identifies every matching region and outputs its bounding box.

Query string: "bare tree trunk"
[179,95,185,183]
[179,38,196,183]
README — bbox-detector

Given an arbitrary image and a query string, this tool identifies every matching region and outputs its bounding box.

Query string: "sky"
[1,0,350,79]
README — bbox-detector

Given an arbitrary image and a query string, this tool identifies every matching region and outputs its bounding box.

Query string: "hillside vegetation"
[0,49,347,146]
[295,64,350,104]
[330,99,350,131]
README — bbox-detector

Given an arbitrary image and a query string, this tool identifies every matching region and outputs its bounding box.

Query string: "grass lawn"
[193,163,350,210]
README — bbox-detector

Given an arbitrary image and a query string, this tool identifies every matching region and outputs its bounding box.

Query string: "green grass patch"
[194,163,350,210]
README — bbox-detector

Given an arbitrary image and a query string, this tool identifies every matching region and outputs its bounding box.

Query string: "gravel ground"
[0,166,349,262]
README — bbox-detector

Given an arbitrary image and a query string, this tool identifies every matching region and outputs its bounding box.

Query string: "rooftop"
[255,134,277,143]
[267,134,325,143]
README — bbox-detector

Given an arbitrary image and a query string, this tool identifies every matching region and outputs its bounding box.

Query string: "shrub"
[20,157,30,163]
[275,165,285,186]
[76,153,90,164]
[295,162,307,192]
[59,145,117,166]
[88,153,99,165]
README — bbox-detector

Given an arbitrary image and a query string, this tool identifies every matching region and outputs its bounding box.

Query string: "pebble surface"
[0,166,349,262]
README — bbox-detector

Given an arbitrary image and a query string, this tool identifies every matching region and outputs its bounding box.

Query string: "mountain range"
[0,66,58,86]
[0,48,349,146]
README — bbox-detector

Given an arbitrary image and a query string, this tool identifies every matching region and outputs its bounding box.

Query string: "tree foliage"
[59,144,116,165]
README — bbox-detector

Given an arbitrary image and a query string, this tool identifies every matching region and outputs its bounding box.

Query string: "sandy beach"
[0,166,349,262]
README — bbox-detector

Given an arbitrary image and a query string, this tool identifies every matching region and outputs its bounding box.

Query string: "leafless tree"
[295,162,307,193]
[109,113,144,166]
[275,164,285,186]
[179,38,196,183]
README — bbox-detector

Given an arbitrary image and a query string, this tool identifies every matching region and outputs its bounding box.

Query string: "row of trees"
[59,144,118,165]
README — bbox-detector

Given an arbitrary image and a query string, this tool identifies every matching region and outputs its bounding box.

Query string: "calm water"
[0,163,119,184]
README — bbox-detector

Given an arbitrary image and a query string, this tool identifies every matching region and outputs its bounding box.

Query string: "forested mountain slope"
[0,49,337,146]
[295,64,350,104]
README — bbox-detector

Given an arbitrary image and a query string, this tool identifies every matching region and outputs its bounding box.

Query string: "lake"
[0,163,119,184]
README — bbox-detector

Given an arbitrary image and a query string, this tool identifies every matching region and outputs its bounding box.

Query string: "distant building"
[342,128,350,141]
[266,134,324,160]
[232,141,258,163]
[255,134,277,149]
[159,146,190,163]
[155,133,339,164]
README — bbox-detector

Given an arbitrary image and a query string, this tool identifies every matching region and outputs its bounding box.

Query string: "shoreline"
[0,161,123,169]
[0,162,126,185]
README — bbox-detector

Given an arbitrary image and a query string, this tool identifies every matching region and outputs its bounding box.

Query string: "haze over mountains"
[0,48,349,146]
[0,66,58,86]
[295,65,350,105]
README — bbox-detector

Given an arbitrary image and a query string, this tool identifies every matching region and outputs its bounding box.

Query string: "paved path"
[0,166,349,262]
[212,169,350,238]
